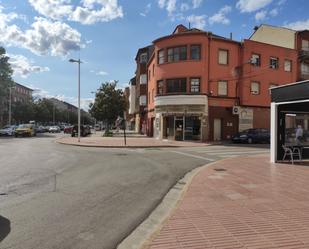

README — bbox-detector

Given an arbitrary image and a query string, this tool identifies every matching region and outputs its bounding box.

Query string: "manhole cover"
[214,168,226,172]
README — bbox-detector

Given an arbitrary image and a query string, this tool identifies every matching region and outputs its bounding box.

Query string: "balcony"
[299,49,309,62]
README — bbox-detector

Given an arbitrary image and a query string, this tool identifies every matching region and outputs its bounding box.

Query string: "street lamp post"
[69,58,82,142]
[8,86,15,126]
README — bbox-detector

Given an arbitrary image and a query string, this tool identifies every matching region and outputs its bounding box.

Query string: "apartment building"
[12,83,33,104]
[140,24,300,142]
[133,45,154,134]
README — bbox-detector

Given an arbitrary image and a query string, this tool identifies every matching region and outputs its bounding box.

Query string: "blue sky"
[1,0,309,109]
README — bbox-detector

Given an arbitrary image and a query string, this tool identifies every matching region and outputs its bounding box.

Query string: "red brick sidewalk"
[56,136,209,148]
[145,156,309,249]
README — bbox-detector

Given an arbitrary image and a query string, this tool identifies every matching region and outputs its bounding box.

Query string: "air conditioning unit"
[232,106,241,115]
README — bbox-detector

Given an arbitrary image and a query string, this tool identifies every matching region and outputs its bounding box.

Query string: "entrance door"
[214,118,222,141]
[175,117,184,141]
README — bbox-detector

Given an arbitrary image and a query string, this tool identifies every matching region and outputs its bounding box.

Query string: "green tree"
[12,101,35,124]
[0,47,14,125]
[89,81,126,127]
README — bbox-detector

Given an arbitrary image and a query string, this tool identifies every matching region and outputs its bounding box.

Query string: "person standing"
[296,125,304,144]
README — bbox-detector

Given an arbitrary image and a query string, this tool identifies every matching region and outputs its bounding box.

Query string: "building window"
[302,40,309,51]
[251,53,261,66]
[140,74,147,84]
[157,80,164,95]
[284,59,292,72]
[148,70,151,80]
[269,57,279,69]
[218,81,228,96]
[301,62,309,75]
[166,78,186,93]
[190,45,201,60]
[152,89,154,102]
[190,78,200,93]
[158,49,165,64]
[140,53,148,63]
[152,64,155,76]
[218,49,228,65]
[251,81,260,95]
[167,46,187,62]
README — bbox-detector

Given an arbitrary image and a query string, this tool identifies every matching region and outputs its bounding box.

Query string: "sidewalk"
[56,135,210,148]
[144,155,309,249]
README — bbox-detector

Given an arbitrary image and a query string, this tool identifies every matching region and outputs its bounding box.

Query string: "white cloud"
[140,3,151,17]
[158,0,166,8]
[8,54,50,78]
[255,10,267,21]
[96,70,108,76]
[285,19,309,30]
[187,15,206,29]
[269,8,278,17]
[236,0,272,13]
[0,6,82,56]
[277,0,286,6]
[209,5,232,25]
[192,0,203,9]
[28,0,123,25]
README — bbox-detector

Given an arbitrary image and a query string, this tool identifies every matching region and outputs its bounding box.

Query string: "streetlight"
[69,58,82,142]
[8,86,15,126]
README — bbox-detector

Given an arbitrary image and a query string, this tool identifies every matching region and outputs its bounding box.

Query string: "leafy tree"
[12,101,35,124]
[0,47,14,125]
[89,81,126,127]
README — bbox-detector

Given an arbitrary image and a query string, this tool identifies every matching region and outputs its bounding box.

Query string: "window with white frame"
[269,57,279,69]
[301,63,309,75]
[302,40,309,51]
[251,81,260,95]
[251,54,261,66]
[158,49,165,64]
[140,53,148,63]
[190,78,200,93]
[218,49,228,65]
[284,60,292,72]
[140,74,147,84]
[218,80,228,96]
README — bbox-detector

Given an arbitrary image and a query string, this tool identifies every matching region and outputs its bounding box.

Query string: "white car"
[0,125,17,136]
[49,126,61,133]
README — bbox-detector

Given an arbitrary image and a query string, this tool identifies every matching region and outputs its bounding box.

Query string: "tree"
[12,101,35,124]
[0,47,14,126]
[89,81,126,127]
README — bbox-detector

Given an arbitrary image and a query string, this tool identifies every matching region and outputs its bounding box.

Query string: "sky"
[1,0,309,110]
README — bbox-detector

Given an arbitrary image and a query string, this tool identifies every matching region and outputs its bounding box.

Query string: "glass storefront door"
[175,117,184,141]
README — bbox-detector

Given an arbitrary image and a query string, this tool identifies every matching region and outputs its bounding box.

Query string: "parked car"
[63,126,73,134]
[49,126,61,133]
[94,124,101,131]
[15,124,36,137]
[35,126,46,133]
[231,128,270,144]
[71,125,91,137]
[0,125,17,136]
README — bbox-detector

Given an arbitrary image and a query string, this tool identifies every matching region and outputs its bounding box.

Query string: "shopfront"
[270,80,309,162]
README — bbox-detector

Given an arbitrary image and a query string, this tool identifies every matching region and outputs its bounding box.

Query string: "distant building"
[12,83,33,104]
[49,98,78,113]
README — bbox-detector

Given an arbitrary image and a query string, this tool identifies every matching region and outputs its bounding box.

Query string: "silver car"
[0,125,17,136]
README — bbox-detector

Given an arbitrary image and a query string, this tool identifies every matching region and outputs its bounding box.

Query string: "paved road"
[0,134,269,249]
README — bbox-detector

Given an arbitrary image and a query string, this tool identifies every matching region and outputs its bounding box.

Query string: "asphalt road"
[0,134,269,249]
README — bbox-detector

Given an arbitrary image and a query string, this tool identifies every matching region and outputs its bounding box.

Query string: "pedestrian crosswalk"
[172,145,269,161]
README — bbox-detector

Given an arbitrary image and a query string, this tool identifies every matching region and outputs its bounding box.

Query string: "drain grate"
[214,168,227,172]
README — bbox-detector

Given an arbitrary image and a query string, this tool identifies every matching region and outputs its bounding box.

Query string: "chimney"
[230,32,233,40]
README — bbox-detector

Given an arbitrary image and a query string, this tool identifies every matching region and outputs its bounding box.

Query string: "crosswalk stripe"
[170,151,215,162]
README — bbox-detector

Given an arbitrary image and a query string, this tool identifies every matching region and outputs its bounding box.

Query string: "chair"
[282,145,302,164]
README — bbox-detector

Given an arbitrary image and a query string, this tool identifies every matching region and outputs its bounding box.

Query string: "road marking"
[205,150,269,155]
[170,151,215,161]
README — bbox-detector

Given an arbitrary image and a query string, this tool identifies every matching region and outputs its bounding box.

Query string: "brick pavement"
[145,155,309,249]
[56,136,210,148]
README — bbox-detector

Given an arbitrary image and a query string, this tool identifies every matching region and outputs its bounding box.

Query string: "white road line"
[195,149,268,154]
[205,150,269,155]
[170,151,215,161]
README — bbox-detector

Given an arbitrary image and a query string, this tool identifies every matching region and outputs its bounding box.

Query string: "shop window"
[167,46,187,62]
[190,45,201,60]
[284,60,292,72]
[190,78,200,93]
[157,80,164,95]
[218,80,228,96]
[166,78,186,93]
[285,113,309,146]
[270,57,279,69]
[158,49,165,64]
[218,49,228,65]
[251,81,260,95]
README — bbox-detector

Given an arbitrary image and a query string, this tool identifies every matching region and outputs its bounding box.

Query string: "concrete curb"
[116,158,229,249]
